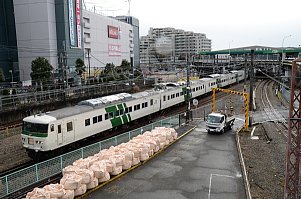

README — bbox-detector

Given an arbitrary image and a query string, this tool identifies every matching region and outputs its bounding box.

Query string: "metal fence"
[0,114,181,198]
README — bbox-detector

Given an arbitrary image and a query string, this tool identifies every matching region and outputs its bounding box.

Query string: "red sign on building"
[108,25,119,39]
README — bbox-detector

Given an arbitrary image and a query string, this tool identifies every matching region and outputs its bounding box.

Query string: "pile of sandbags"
[25,127,177,199]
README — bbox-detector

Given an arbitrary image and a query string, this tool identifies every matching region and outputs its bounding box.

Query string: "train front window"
[23,122,48,134]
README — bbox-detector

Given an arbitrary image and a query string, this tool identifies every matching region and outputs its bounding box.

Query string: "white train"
[21,70,246,158]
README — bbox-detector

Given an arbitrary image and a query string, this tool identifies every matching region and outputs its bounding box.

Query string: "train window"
[145,102,148,107]
[67,122,73,132]
[125,107,129,113]
[180,91,183,95]
[98,115,102,122]
[168,96,170,100]
[129,106,132,112]
[176,93,179,97]
[85,119,90,126]
[163,96,166,101]
[58,125,61,134]
[193,88,196,92]
[150,99,154,105]
[134,105,137,111]
[142,103,145,108]
[115,110,120,117]
[109,112,114,119]
[50,124,54,132]
[105,113,109,120]
[23,121,48,134]
[93,116,97,124]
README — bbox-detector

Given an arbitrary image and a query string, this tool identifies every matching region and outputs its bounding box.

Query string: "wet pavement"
[86,119,246,199]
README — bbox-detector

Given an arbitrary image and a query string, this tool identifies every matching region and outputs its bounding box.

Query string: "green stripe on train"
[106,103,132,127]
[22,131,48,137]
[182,87,192,102]
[105,105,117,113]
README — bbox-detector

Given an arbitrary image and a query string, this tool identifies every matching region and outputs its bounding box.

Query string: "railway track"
[258,80,288,137]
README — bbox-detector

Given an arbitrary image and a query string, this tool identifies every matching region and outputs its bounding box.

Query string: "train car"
[230,70,245,82]
[160,83,187,110]
[21,91,161,158]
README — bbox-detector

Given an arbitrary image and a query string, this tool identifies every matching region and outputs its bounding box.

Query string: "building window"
[85,119,90,126]
[93,116,97,124]
[67,122,73,132]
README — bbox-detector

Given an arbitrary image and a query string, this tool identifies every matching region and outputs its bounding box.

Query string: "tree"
[75,58,85,76]
[120,59,131,72]
[31,57,53,84]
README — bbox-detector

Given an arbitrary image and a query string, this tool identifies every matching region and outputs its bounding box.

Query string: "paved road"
[87,120,246,199]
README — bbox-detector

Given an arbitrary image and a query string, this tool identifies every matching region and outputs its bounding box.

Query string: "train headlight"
[28,138,34,145]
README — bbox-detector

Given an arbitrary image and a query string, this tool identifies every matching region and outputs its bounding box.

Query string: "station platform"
[83,120,246,199]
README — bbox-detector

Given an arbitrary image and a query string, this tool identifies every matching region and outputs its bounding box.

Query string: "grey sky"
[85,0,301,50]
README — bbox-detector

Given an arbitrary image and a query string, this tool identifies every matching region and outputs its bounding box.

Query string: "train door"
[63,120,75,143]
[57,124,63,145]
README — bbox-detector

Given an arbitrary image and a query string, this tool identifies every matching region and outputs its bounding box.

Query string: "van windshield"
[207,115,222,123]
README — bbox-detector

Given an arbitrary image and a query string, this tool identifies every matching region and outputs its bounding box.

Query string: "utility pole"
[244,53,247,92]
[62,41,68,89]
[249,49,254,127]
[87,48,91,84]
[186,63,191,123]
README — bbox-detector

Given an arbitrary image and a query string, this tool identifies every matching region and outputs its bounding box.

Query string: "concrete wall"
[83,11,133,68]
[13,0,58,81]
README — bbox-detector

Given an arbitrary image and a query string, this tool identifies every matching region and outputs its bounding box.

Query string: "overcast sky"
[85,0,301,50]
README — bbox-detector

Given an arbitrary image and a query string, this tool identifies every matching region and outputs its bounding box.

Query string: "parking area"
[86,120,246,199]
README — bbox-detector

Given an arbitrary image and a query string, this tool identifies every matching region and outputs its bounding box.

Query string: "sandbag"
[132,157,140,165]
[62,165,79,176]
[74,184,87,197]
[98,171,110,183]
[99,160,115,173]
[60,174,82,190]
[109,155,125,167]
[140,153,150,161]
[73,158,89,169]
[122,161,132,170]
[110,166,122,175]
[90,162,106,179]
[61,189,74,199]
[75,169,94,184]
[26,188,51,199]
[87,178,98,189]
[84,156,99,167]
[43,184,64,198]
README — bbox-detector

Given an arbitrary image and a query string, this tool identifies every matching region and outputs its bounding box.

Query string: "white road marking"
[208,173,236,199]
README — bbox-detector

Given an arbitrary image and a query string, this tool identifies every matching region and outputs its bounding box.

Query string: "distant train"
[21,70,246,159]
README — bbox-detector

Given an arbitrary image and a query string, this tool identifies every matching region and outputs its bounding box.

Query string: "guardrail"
[0,114,182,198]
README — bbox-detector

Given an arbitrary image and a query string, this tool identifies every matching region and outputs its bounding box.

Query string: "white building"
[140,27,211,66]
[82,11,134,70]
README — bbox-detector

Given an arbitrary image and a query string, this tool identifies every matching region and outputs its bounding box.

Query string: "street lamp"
[125,0,131,15]
[281,35,292,63]
[227,40,233,73]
